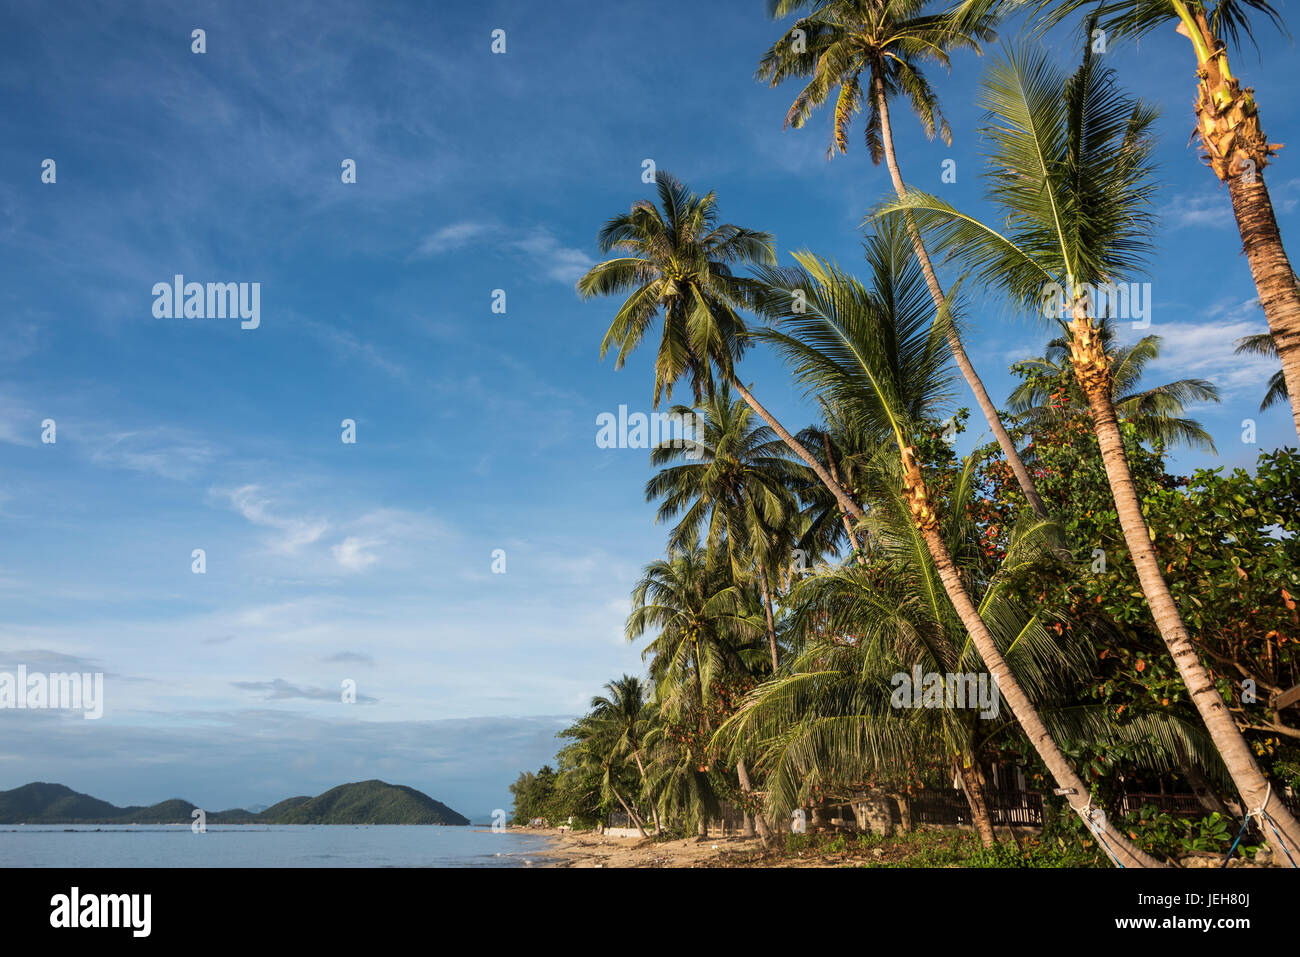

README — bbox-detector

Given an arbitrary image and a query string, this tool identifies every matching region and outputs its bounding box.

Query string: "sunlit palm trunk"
[728,375,865,519]
[1069,305,1300,859]
[874,78,1051,519]
[1176,4,1300,438]
[1226,173,1300,439]
[730,357,1155,861]
[916,517,1161,867]
[957,760,997,848]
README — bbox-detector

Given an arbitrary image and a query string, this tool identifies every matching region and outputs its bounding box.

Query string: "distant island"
[0,780,470,826]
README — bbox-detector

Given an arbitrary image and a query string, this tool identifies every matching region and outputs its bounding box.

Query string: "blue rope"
[1262,811,1299,868]
[1220,814,1251,868]
[1080,803,1125,869]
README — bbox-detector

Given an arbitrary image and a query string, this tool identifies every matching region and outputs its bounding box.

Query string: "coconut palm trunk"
[1069,304,1300,858]
[756,557,780,671]
[736,757,771,842]
[1174,4,1300,439]
[728,375,865,519]
[610,782,649,838]
[822,431,864,552]
[874,76,1051,520]
[917,517,1162,867]
[957,760,998,848]
[632,752,663,834]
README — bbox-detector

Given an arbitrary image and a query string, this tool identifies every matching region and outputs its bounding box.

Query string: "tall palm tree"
[1009,318,1222,450]
[757,0,1054,520]
[1000,0,1300,438]
[590,675,662,834]
[748,221,1163,866]
[645,384,805,670]
[879,42,1300,855]
[1234,331,1289,411]
[578,171,866,523]
[626,547,773,837]
[719,456,1215,849]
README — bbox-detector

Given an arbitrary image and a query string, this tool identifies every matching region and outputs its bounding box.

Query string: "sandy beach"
[528,829,766,868]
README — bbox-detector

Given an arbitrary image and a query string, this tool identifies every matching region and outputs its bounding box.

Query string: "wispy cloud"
[89,428,219,480]
[1139,317,1277,398]
[1165,190,1234,230]
[223,485,330,553]
[411,222,592,283]
[415,221,497,256]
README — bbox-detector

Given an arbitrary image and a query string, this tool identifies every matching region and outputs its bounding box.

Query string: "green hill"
[0,783,127,823]
[269,781,469,825]
[0,780,467,825]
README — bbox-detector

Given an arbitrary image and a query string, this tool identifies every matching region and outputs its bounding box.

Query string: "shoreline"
[512,827,766,868]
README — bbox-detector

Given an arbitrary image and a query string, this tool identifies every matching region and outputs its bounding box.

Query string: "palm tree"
[719,455,1216,849]
[578,171,866,523]
[1234,331,1289,411]
[747,220,1163,866]
[757,0,1054,520]
[1000,0,1300,437]
[1009,318,1221,450]
[879,42,1300,855]
[564,708,652,837]
[627,547,773,837]
[794,399,894,562]
[590,675,662,834]
[645,384,805,670]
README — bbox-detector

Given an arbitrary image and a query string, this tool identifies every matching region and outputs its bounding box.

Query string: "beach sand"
[530,829,765,868]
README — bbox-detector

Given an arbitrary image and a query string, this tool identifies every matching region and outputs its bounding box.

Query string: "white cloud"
[1136,317,1277,399]
[332,536,383,571]
[513,229,594,283]
[1165,190,1234,230]
[89,428,218,480]
[410,222,592,283]
[224,485,329,553]
[415,221,496,256]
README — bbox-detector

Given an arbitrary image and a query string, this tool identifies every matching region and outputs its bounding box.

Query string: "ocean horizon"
[0,825,559,868]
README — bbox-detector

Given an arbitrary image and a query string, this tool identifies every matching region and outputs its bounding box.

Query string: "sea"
[0,824,560,867]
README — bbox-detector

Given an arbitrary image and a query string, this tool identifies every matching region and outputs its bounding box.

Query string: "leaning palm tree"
[646,384,805,670]
[982,0,1300,437]
[1234,331,1289,411]
[719,455,1216,849]
[748,221,1163,866]
[879,42,1300,855]
[564,708,651,837]
[627,547,773,837]
[590,675,662,834]
[578,171,865,523]
[1009,318,1221,450]
[757,0,1054,519]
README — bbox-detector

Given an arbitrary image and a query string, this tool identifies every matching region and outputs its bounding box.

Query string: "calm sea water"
[0,825,560,868]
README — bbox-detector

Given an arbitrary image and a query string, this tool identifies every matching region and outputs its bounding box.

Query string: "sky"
[0,0,1295,824]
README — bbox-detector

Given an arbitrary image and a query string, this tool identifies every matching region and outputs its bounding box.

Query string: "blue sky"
[0,0,1295,823]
